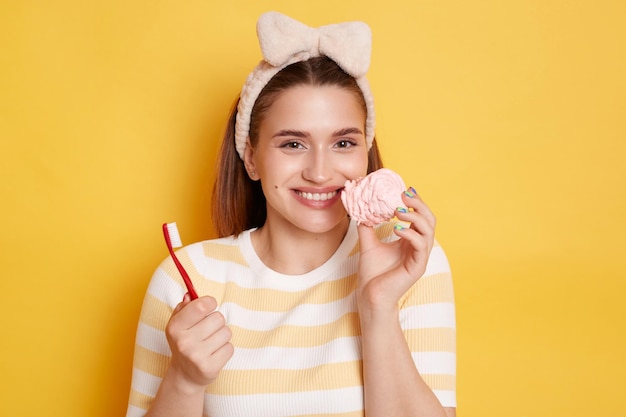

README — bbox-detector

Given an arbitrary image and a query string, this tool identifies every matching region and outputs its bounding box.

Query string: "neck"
[251,217,351,275]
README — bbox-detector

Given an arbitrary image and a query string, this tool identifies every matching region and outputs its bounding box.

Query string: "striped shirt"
[127,220,456,417]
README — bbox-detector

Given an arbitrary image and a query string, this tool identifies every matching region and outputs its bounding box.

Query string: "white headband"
[234,11,376,159]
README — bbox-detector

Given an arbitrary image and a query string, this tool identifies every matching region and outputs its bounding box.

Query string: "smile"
[295,190,338,201]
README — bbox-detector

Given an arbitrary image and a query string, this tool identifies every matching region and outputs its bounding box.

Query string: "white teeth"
[297,191,337,201]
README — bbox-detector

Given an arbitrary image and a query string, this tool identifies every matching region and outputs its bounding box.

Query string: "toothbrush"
[162,222,198,300]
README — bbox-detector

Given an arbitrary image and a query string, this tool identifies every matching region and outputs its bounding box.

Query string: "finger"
[395,205,435,256]
[174,296,219,330]
[356,223,379,253]
[197,326,233,366]
[202,325,233,355]
[197,342,234,377]
[392,225,431,273]
[402,187,436,228]
[396,208,435,239]
[178,335,233,383]
[192,311,229,343]
[172,292,192,315]
[212,342,235,367]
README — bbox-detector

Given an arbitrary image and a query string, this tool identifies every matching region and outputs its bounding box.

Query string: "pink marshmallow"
[341,168,406,226]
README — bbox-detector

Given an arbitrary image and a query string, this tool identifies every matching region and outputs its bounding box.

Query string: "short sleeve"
[126,257,187,417]
[398,241,457,407]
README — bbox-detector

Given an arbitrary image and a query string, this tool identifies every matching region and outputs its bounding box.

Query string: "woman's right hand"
[165,294,234,393]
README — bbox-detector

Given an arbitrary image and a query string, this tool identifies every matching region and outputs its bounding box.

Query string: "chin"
[295,213,350,235]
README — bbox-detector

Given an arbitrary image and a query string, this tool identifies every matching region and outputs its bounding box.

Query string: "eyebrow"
[272,129,308,139]
[272,127,364,139]
[334,127,364,137]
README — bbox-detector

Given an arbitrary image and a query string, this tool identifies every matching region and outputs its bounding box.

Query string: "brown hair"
[212,56,384,237]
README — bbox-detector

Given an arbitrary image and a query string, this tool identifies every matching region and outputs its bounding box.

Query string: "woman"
[127,11,456,417]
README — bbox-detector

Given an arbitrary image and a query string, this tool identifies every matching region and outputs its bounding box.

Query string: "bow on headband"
[257,11,372,78]
[234,12,376,159]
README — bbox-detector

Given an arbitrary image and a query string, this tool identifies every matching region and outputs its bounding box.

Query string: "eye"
[280,141,305,150]
[335,139,357,149]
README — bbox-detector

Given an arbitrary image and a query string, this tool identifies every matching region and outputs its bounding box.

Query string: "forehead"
[262,85,366,127]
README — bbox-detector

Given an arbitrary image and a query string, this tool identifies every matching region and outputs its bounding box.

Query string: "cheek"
[258,160,294,180]
[343,152,369,177]
[256,154,299,186]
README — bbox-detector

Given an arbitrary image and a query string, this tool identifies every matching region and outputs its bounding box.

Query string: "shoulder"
[175,232,249,268]
[183,231,247,254]
[425,239,452,277]
[155,232,249,277]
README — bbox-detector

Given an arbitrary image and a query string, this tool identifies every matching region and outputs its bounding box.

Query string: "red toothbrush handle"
[162,224,199,300]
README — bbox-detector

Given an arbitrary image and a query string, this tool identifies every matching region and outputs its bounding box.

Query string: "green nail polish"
[404,190,415,198]
[397,207,408,213]
[394,224,406,231]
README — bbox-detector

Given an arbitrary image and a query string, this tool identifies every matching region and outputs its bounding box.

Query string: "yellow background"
[1,1,624,416]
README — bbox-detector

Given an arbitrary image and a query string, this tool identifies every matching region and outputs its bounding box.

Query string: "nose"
[302,148,332,184]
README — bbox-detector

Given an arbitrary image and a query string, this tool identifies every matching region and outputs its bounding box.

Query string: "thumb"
[172,292,192,315]
[356,224,379,254]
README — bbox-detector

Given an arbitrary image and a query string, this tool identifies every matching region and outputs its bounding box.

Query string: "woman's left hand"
[356,188,436,311]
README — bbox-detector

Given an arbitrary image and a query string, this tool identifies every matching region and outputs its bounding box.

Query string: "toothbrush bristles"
[166,222,183,248]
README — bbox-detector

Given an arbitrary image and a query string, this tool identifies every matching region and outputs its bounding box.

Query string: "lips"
[295,190,339,201]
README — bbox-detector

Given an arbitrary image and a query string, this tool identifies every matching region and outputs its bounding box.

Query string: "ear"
[243,140,259,181]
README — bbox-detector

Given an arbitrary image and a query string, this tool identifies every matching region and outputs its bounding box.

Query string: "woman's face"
[244,85,369,235]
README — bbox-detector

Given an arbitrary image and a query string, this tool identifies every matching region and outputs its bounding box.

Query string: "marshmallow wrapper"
[341,168,406,226]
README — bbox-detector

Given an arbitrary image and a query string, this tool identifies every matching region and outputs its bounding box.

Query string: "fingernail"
[409,186,417,195]
[394,223,407,231]
[404,190,415,198]
[397,207,408,213]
